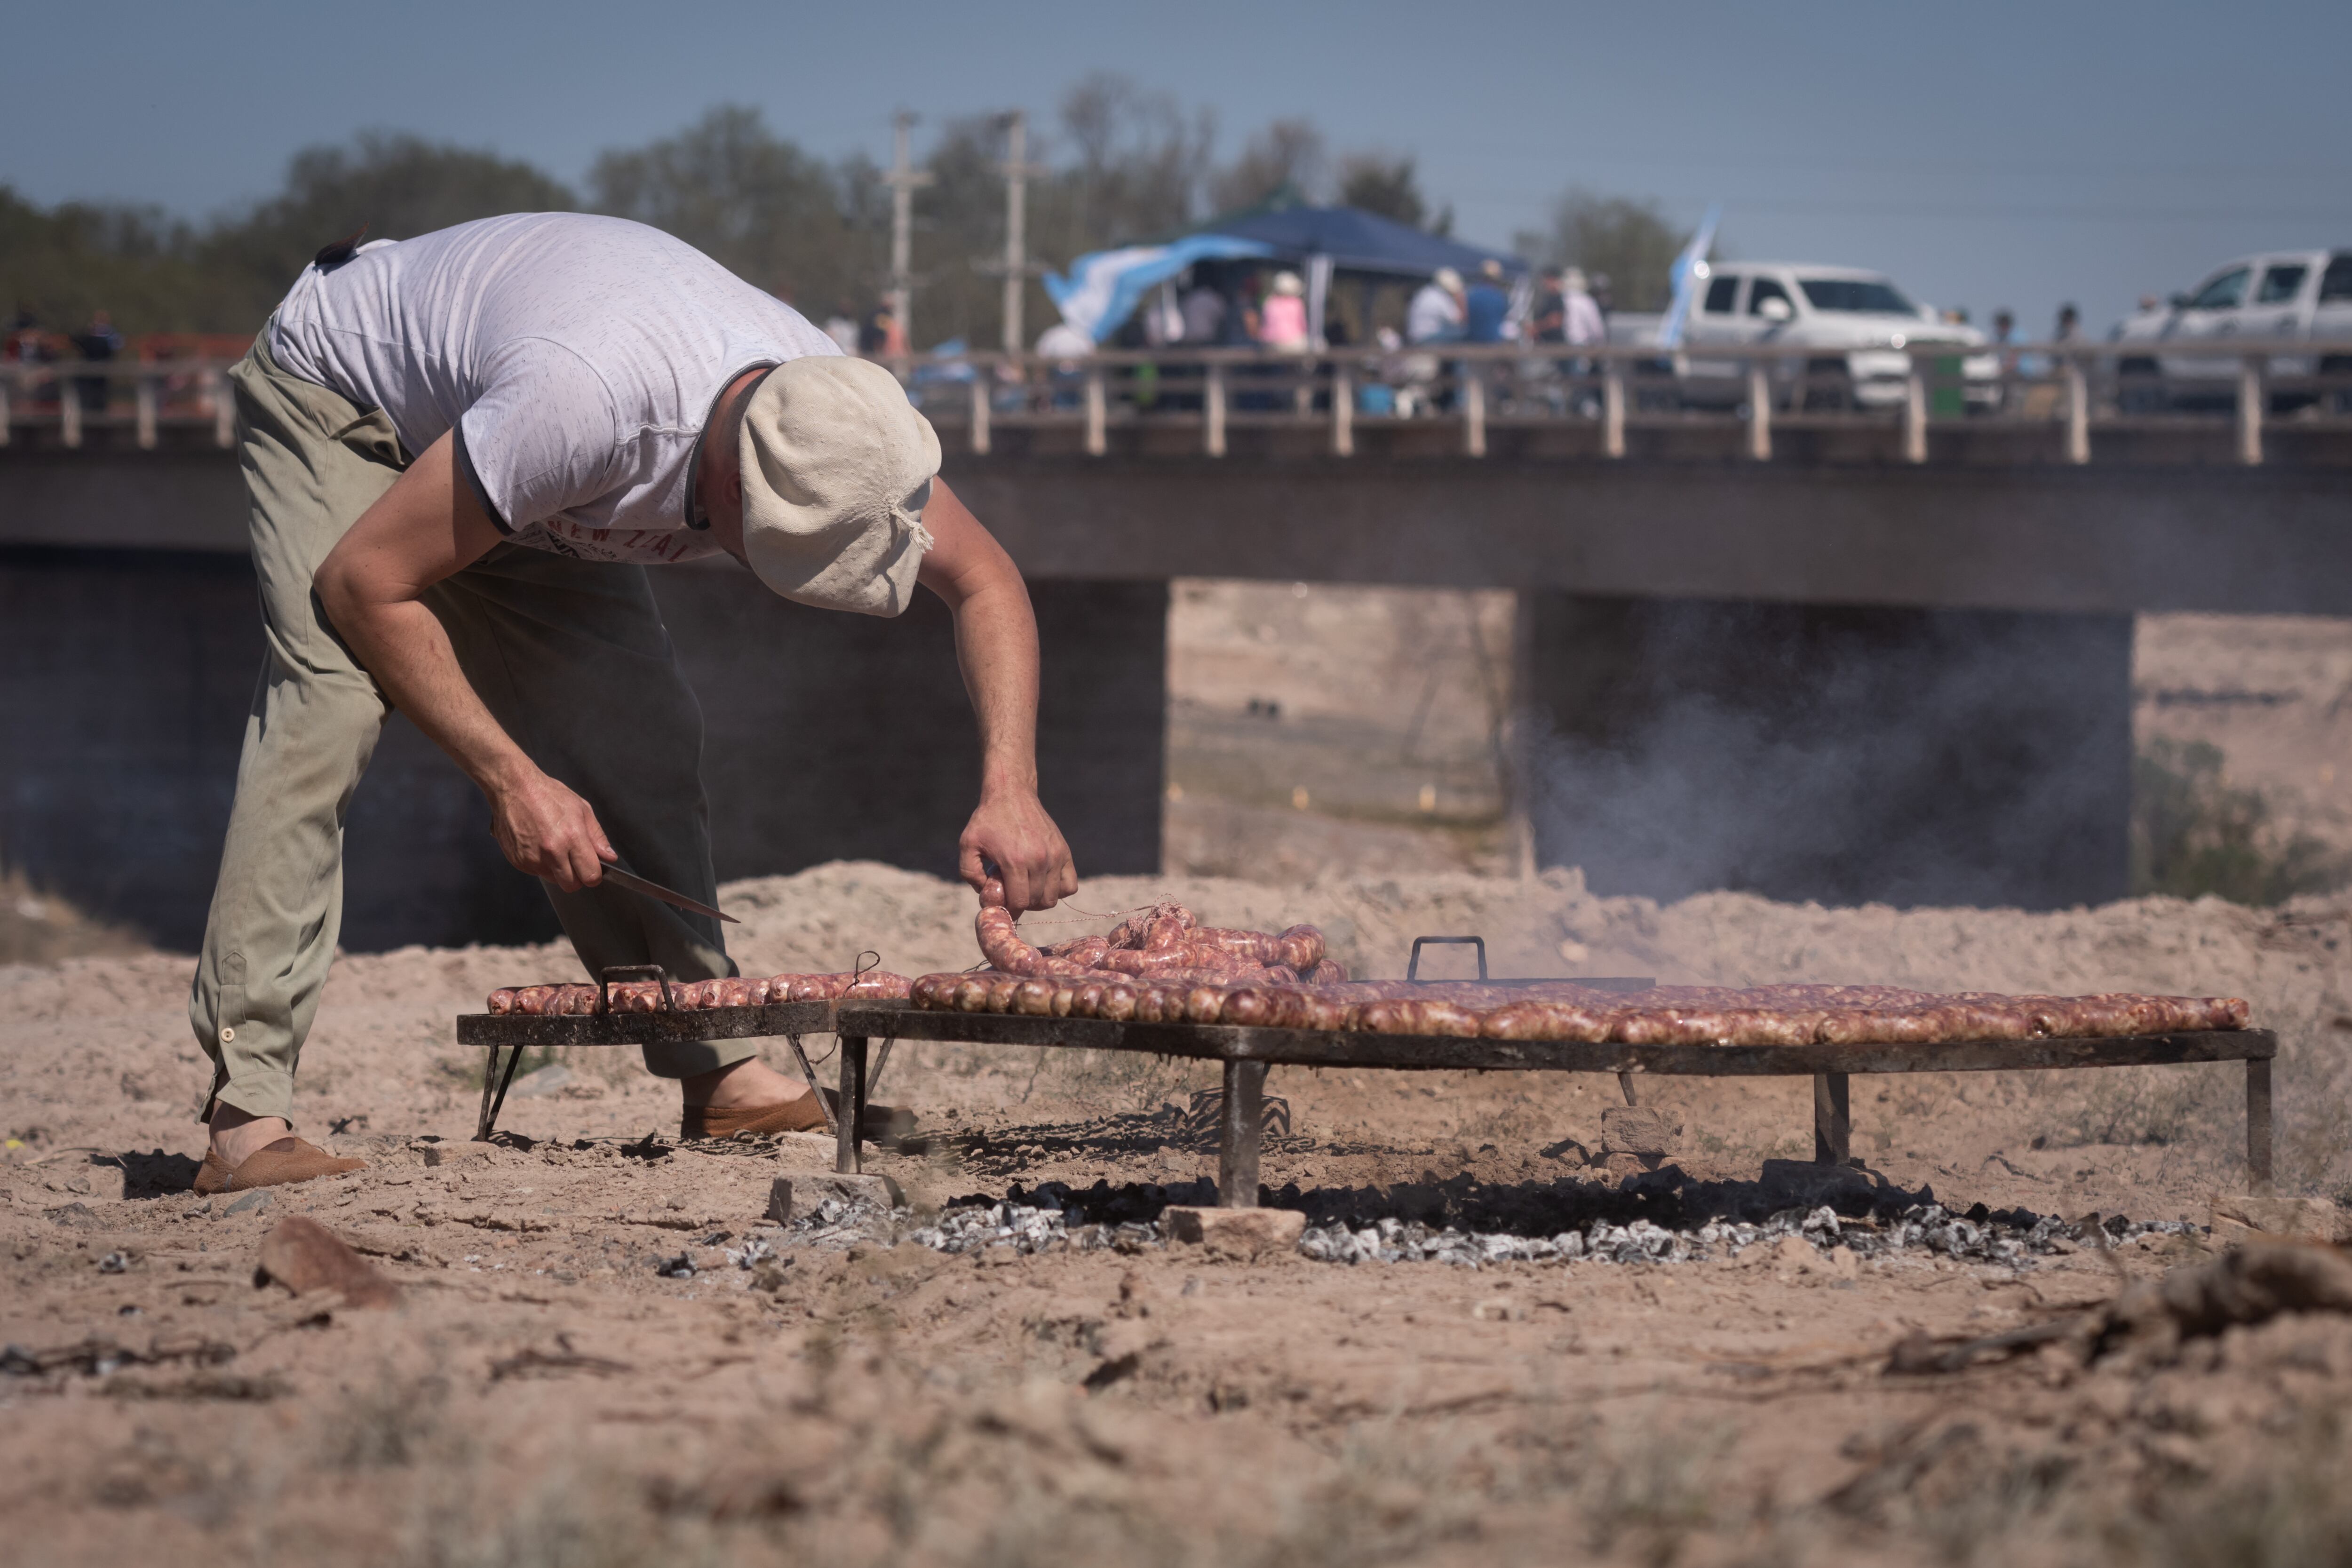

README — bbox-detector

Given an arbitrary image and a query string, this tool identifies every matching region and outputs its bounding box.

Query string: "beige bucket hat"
[739,356,940,617]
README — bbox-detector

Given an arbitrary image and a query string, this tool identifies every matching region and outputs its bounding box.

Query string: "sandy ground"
[10,595,2352,1565]
[9,861,2352,1567]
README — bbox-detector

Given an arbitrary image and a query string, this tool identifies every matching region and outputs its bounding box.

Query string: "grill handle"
[1407,936,1487,982]
[595,964,676,1016]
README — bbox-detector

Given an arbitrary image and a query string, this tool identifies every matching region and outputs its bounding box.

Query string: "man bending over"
[190,212,1076,1194]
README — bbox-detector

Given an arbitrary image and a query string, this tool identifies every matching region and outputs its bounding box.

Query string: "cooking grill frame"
[448,953,2276,1202]
[455,981,866,1153]
[834,1003,2277,1205]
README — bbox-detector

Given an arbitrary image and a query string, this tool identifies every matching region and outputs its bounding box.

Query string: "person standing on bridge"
[1462,260,1512,345]
[187,212,1078,1195]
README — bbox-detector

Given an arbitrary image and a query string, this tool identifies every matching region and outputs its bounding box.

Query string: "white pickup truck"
[1624,262,1998,411]
[2111,249,2352,408]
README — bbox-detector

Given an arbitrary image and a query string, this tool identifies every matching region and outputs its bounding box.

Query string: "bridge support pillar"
[1516,593,2132,910]
[0,546,1163,952]
[652,572,1166,893]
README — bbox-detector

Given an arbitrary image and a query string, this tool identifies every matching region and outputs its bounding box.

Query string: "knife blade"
[595,864,739,924]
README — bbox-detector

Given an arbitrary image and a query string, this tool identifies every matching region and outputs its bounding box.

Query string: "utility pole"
[996,110,1046,354]
[882,110,933,354]
[975,110,1047,354]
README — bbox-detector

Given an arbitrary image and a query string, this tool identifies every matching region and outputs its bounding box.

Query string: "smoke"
[1520,598,2133,911]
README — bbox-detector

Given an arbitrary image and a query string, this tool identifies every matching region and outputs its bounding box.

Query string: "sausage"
[1479,1000,1614,1043]
[1275,925,1325,971]
[1218,988,1273,1027]
[2184,995,2251,1030]
[1183,985,1228,1024]
[976,906,1045,977]
[1350,998,1481,1036]
[1144,910,1195,953]
[496,969,925,1016]
[1092,899,1192,952]
[1041,935,1112,968]
[1147,984,1200,1024]
[1613,1008,1744,1046]
[842,971,914,1000]
[1285,988,1350,1031]
[1095,947,1195,978]
[519,950,2254,1055]
[1188,926,1281,965]
[1729,1009,1828,1047]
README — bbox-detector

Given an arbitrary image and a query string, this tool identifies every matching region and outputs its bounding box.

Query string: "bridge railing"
[0,359,237,450]
[890,338,2352,466]
[8,339,2348,464]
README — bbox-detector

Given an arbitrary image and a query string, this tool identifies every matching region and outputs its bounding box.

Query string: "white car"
[2112,249,2352,406]
[1672,263,1998,410]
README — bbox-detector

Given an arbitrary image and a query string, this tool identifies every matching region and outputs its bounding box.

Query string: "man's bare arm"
[916,478,1079,913]
[312,431,615,891]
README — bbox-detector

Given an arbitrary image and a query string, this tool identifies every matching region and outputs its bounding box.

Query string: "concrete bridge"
[7,367,2350,952]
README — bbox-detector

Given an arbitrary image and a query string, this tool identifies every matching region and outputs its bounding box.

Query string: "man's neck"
[691,366,772,557]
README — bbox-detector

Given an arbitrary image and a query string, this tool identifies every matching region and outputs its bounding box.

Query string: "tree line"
[2,73,1694,350]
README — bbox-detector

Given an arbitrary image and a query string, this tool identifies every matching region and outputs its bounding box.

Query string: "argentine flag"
[1655,204,1723,351]
[1044,234,1275,344]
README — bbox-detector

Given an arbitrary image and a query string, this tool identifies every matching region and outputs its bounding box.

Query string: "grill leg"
[837,1035,868,1176]
[2247,1058,2273,1187]
[476,1045,524,1142]
[782,1034,839,1138]
[1217,1058,1266,1209]
[1813,1072,1851,1166]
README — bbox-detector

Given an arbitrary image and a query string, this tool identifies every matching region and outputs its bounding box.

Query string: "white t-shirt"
[1406,283,1464,345]
[268,212,841,565]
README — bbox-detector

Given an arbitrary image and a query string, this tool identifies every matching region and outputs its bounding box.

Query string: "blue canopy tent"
[1045,200,1529,345]
[1190,202,1525,280]
[1185,201,1527,347]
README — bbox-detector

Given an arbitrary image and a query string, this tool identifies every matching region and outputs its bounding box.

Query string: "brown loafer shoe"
[193,1137,366,1196]
[681,1090,916,1143]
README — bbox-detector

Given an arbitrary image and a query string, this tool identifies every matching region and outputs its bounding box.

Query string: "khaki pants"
[188,336,754,1123]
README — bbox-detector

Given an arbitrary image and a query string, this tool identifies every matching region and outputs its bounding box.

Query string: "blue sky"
[7,0,2347,337]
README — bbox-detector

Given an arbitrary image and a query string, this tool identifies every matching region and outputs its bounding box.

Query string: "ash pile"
[1298,1204,2201,1268]
[886,1174,2200,1269]
[905,1178,1220,1258]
